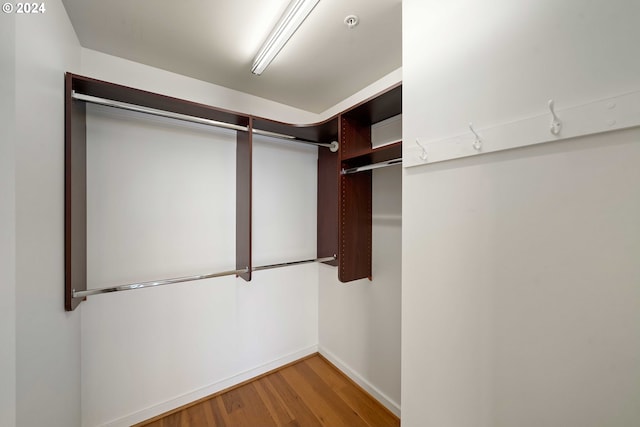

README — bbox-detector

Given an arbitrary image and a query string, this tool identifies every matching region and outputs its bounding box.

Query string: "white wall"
[320,68,402,120]
[80,49,403,126]
[0,11,17,427]
[80,71,320,426]
[402,1,640,426]
[4,5,403,424]
[80,48,319,125]
[13,1,82,426]
[77,49,404,426]
[319,134,402,416]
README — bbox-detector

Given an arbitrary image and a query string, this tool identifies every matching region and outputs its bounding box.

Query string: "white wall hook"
[469,123,482,150]
[416,139,428,160]
[549,99,562,135]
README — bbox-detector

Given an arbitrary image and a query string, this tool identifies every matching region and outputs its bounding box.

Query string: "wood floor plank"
[143,419,160,427]
[159,411,183,427]
[266,372,324,427]
[338,383,399,427]
[253,377,296,426]
[305,356,399,427]
[201,399,223,427]
[136,354,399,427]
[182,404,208,426]
[219,388,248,427]
[213,396,233,426]
[221,387,244,416]
[239,383,278,427]
[279,361,369,427]
[220,383,278,427]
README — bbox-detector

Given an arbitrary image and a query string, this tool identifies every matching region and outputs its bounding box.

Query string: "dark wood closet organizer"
[64,73,402,311]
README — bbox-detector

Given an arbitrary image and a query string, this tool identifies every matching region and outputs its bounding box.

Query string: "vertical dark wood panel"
[339,171,372,282]
[236,120,252,281]
[65,73,399,295]
[317,147,339,266]
[65,73,87,311]
[340,115,372,160]
[338,116,373,282]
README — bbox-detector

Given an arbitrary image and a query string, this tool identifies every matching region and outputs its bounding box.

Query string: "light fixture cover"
[251,0,320,75]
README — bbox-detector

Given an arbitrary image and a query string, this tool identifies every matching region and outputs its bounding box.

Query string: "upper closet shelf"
[405,89,640,167]
[73,89,338,151]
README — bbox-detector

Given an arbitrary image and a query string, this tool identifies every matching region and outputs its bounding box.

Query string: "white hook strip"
[405,89,640,167]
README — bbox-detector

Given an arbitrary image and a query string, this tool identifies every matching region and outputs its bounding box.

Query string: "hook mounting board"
[405,89,640,168]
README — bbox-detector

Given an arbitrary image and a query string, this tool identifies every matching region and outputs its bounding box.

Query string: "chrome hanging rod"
[341,158,402,175]
[252,255,336,272]
[72,267,249,298]
[253,129,339,152]
[72,92,339,151]
[72,91,249,132]
[72,255,336,299]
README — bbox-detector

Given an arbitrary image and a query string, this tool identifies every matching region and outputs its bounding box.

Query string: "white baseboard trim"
[103,345,318,427]
[318,346,401,418]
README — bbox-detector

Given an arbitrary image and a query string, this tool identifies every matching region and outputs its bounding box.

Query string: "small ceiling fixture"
[344,15,359,29]
[251,0,321,75]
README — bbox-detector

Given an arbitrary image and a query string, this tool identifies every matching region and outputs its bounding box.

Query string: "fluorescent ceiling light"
[251,0,320,75]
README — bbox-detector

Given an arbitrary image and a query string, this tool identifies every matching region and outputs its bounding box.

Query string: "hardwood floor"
[136,354,400,427]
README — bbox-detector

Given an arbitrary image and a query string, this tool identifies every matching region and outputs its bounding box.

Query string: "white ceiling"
[61,0,402,113]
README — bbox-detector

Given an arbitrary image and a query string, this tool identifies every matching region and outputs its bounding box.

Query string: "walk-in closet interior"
[6,1,639,427]
[63,73,402,425]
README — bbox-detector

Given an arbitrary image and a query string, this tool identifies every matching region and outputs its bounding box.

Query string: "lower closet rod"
[253,255,336,272]
[72,255,336,299]
[341,158,402,175]
[71,92,338,151]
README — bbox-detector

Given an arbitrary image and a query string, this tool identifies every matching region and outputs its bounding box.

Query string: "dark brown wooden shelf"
[252,116,338,144]
[341,141,402,165]
[317,84,402,283]
[65,74,87,311]
[69,74,250,128]
[65,72,402,309]
[342,83,402,125]
[65,73,253,310]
